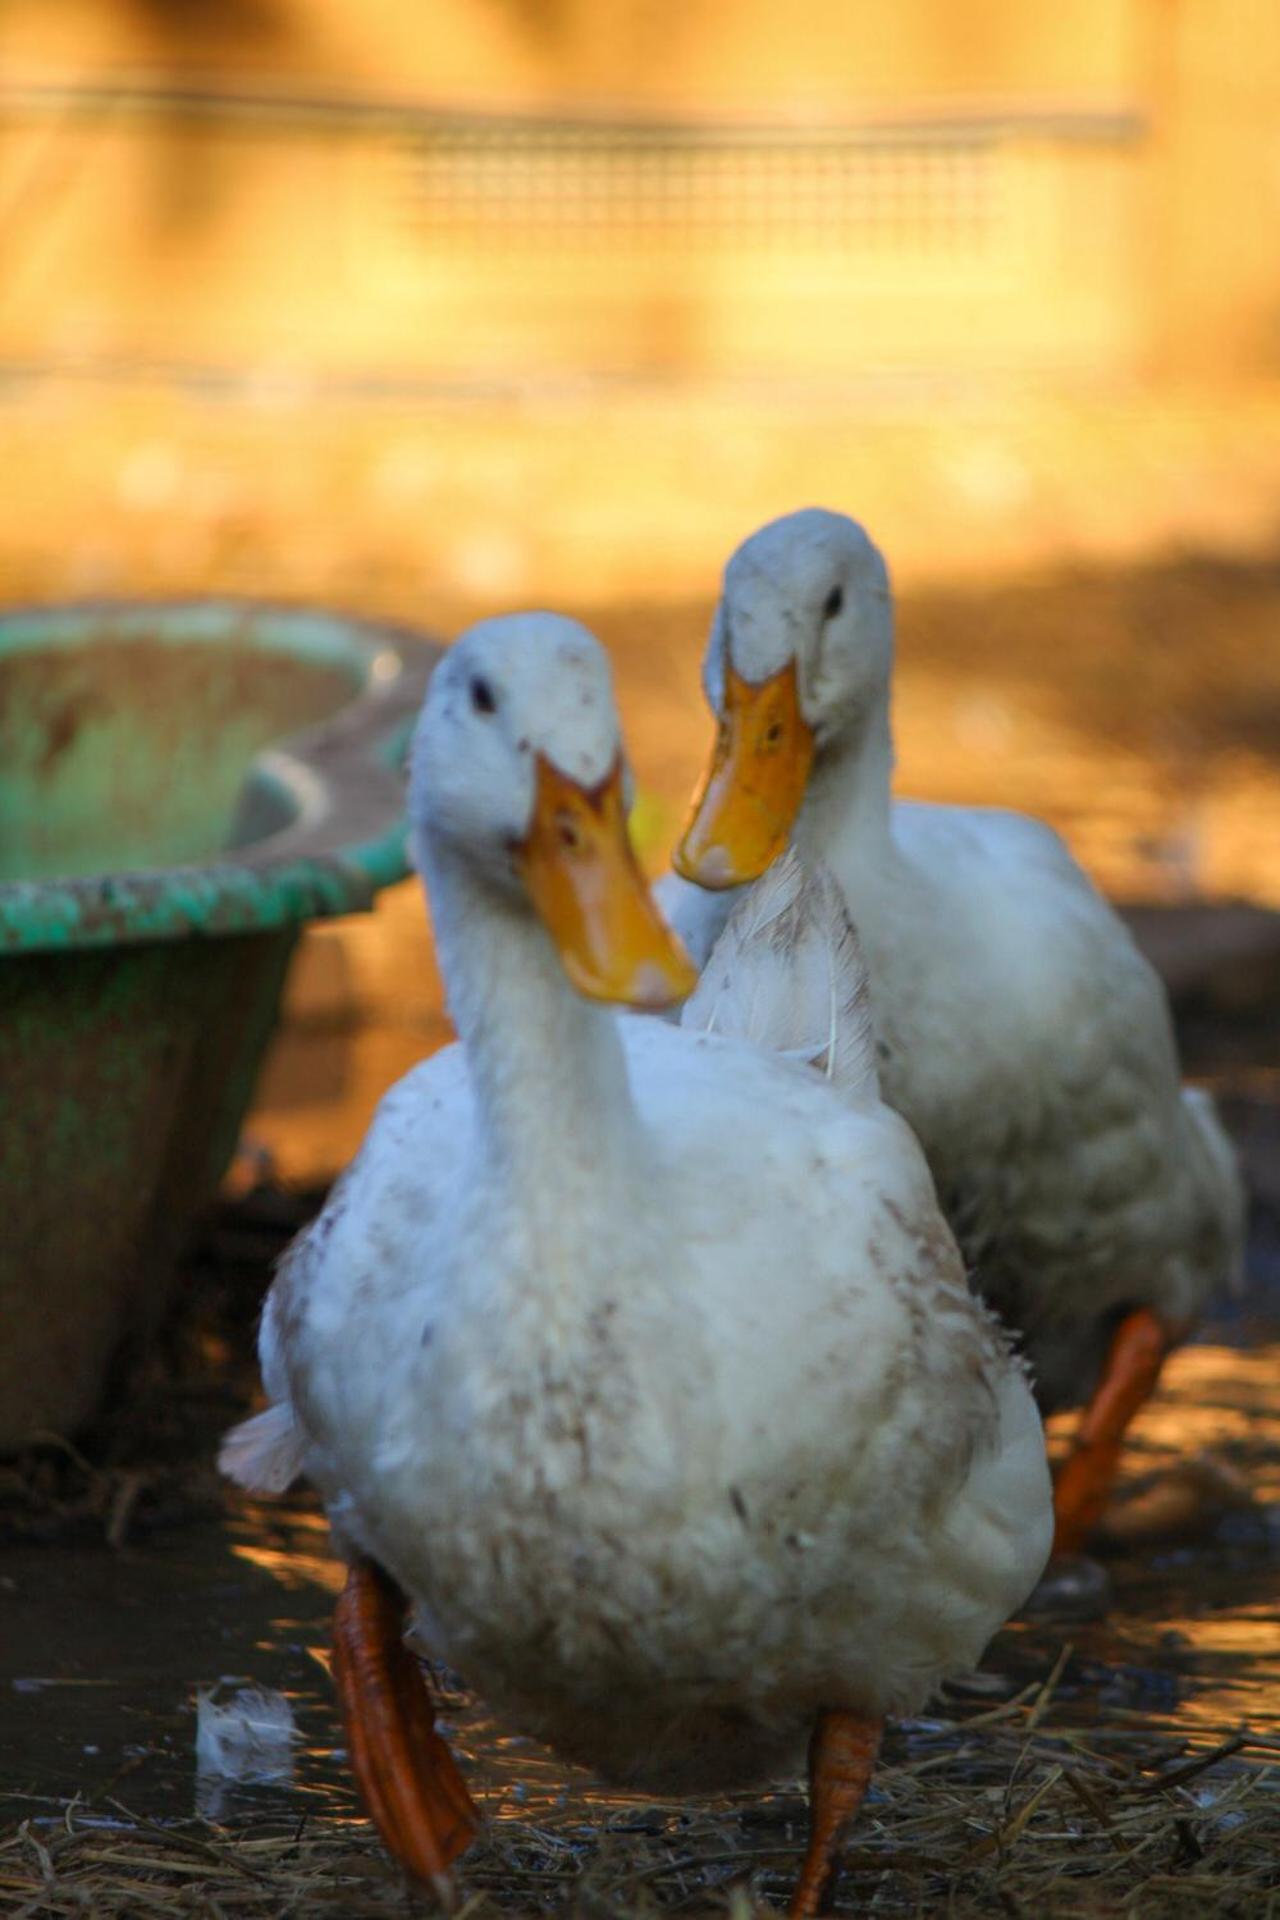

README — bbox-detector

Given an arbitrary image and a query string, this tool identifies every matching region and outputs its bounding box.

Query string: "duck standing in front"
[670,510,1244,1557]
[222,612,1052,1915]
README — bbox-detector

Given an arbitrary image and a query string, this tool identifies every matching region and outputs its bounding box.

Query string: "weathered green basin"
[0,601,438,1450]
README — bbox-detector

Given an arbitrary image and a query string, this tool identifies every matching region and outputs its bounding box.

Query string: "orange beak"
[674,659,815,889]
[517,753,698,1009]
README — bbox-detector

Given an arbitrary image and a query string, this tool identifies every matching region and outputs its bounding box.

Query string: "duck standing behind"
[671,510,1244,1555]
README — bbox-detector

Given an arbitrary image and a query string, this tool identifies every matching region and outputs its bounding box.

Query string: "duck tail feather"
[218,1401,307,1494]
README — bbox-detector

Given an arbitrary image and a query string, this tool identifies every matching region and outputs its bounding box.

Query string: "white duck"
[668,509,1244,1555]
[222,612,1052,1916]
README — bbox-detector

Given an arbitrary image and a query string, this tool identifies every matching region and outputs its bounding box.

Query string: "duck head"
[675,509,893,889]
[412,612,697,1010]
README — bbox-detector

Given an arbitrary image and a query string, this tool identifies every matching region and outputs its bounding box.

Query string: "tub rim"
[0,597,439,954]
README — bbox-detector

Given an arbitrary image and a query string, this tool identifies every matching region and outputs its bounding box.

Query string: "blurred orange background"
[4,0,1280,1178]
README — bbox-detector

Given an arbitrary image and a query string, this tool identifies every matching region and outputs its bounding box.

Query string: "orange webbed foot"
[331,1558,480,1890]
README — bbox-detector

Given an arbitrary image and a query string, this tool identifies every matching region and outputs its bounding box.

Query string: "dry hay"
[4,1696,1278,1919]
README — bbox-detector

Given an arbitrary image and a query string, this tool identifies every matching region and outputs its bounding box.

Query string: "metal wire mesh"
[398,122,1001,252]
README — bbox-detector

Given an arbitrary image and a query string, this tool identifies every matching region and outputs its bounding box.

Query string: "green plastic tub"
[0,601,438,1449]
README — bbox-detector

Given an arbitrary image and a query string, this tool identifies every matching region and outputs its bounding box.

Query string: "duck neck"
[796,689,895,871]
[418,832,641,1231]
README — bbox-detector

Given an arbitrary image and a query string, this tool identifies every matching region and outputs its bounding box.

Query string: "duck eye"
[822,585,844,623]
[469,674,497,715]
[556,811,581,850]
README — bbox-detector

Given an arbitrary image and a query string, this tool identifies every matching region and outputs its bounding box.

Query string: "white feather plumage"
[221,615,1052,1801]
[682,848,878,1099]
[667,511,1244,1413]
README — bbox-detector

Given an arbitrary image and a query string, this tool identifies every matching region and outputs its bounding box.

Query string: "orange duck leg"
[788,1710,883,1919]
[1052,1306,1169,1557]
[331,1557,480,1892]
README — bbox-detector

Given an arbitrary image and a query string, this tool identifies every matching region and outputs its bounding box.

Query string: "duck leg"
[1052,1307,1168,1557]
[788,1710,883,1919]
[331,1556,480,1891]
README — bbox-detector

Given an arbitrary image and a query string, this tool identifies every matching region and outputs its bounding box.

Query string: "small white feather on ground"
[195,1683,299,1784]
